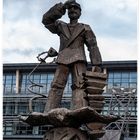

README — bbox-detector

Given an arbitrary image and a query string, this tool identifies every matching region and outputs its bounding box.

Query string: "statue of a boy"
[42,0,102,112]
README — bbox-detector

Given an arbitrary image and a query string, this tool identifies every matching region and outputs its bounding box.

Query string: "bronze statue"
[42,0,102,112]
[19,1,120,139]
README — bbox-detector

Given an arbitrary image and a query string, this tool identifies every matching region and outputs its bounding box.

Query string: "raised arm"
[42,3,66,34]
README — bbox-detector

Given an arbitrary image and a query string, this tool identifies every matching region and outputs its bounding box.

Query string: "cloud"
[3,48,44,57]
[2,0,137,63]
[3,19,60,63]
[79,0,137,39]
[85,36,137,63]
[98,37,137,61]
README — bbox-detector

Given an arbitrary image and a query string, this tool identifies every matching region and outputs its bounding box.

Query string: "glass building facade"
[3,61,137,140]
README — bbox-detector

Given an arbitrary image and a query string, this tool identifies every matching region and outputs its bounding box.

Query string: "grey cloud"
[3,0,137,39]
[79,1,137,39]
[3,0,137,63]
[3,0,47,22]
[3,0,82,22]
[3,47,45,57]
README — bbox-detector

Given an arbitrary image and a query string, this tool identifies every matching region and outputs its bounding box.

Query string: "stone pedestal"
[43,127,88,140]
[19,107,119,140]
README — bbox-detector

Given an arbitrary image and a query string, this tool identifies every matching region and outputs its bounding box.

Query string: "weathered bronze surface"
[19,107,119,127]
[19,106,119,139]
[19,1,120,139]
[42,0,102,112]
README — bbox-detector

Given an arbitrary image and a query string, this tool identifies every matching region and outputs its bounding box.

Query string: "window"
[61,100,71,109]
[4,102,15,116]
[106,71,137,93]
[114,72,121,79]
[47,73,54,92]
[3,123,13,135]
[64,74,72,96]
[32,126,39,135]
[16,123,33,135]
[20,74,28,94]
[3,74,16,95]
[122,72,129,78]
[18,104,28,115]
[32,100,45,113]
[108,72,113,78]
[20,73,55,95]
[17,72,73,96]
[39,125,52,135]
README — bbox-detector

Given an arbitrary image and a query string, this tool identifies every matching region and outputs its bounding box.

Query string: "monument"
[19,0,119,139]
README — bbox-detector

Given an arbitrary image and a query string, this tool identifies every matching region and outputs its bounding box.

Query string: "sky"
[2,0,138,63]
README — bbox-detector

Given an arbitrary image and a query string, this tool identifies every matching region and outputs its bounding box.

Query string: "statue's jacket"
[42,3,102,65]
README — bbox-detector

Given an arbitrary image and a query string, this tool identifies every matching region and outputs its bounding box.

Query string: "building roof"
[3,60,137,72]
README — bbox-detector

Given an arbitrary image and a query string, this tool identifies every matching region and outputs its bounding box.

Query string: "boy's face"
[68,6,81,20]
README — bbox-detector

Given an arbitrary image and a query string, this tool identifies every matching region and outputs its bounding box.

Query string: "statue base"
[43,127,88,140]
[19,107,120,139]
